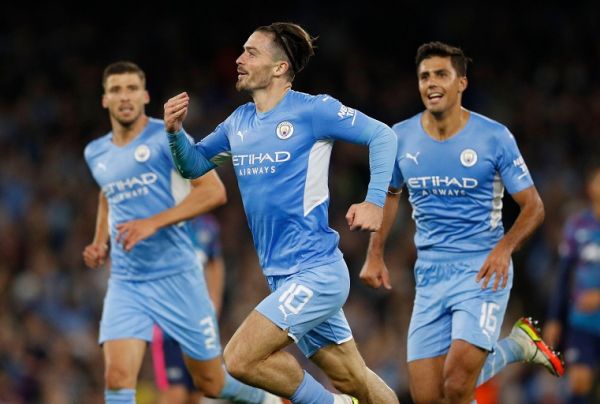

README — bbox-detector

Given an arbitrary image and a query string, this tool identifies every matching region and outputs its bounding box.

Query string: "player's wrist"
[365,193,385,208]
[166,128,184,136]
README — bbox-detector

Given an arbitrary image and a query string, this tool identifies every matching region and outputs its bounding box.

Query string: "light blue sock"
[219,372,266,403]
[104,388,135,403]
[477,337,522,386]
[290,371,334,404]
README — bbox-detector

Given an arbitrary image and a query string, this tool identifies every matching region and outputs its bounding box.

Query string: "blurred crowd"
[0,3,598,403]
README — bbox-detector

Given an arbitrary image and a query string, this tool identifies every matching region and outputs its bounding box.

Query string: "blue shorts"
[152,326,195,391]
[407,253,513,362]
[99,269,221,360]
[255,259,353,357]
[565,326,600,368]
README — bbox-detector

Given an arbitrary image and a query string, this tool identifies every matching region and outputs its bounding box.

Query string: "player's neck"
[111,115,149,147]
[252,81,292,113]
[422,107,469,141]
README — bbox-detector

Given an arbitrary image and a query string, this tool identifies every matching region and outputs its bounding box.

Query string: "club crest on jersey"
[460,149,478,167]
[276,121,294,140]
[134,144,151,162]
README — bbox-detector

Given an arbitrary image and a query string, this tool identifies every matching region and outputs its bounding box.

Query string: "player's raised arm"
[164,94,232,180]
[164,92,189,134]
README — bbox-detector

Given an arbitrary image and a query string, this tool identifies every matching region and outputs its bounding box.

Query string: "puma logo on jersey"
[236,130,246,142]
[96,162,107,171]
[406,152,420,165]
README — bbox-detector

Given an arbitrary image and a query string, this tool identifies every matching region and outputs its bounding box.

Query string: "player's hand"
[345,201,383,232]
[576,289,600,312]
[164,92,189,134]
[360,255,392,289]
[115,218,159,252]
[542,320,562,348]
[476,242,512,291]
[82,243,108,269]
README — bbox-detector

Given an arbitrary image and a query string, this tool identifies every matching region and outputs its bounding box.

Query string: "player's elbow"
[215,185,227,207]
[208,180,227,208]
[176,164,198,180]
[533,193,545,227]
[521,187,545,228]
[538,200,545,225]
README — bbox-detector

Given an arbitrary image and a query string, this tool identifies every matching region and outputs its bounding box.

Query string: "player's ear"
[101,94,108,109]
[143,90,150,105]
[458,76,468,93]
[274,60,289,77]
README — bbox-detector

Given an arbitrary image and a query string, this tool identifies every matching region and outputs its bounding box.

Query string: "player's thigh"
[407,355,445,403]
[224,309,293,364]
[148,269,222,361]
[443,339,488,388]
[254,260,350,352]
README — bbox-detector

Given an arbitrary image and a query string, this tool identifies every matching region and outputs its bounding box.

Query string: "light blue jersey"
[85,118,221,359]
[391,111,534,258]
[171,90,396,276]
[84,118,197,280]
[393,111,533,360]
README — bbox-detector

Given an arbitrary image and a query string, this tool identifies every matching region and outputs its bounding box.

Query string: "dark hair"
[102,61,146,89]
[415,41,471,77]
[255,22,316,79]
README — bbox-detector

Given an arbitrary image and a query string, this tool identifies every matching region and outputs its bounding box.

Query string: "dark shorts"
[152,326,195,391]
[565,326,600,368]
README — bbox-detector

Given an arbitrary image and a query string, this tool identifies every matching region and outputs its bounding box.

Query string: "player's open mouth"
[428,93,443,100]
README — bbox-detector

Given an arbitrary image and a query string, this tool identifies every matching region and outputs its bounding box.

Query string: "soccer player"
[543,165,600,404]
[152,214,225,404]
[360,42,564,403]
[83,61,281,404]
[165,22,399,404]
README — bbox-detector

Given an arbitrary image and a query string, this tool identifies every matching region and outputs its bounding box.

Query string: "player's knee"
[191,373,222,397]
[443,375,471,401]
[223,343,250,382]
[105,364,136,389]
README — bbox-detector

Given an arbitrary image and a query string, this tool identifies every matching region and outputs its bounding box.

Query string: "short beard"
[110,109,141,128]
